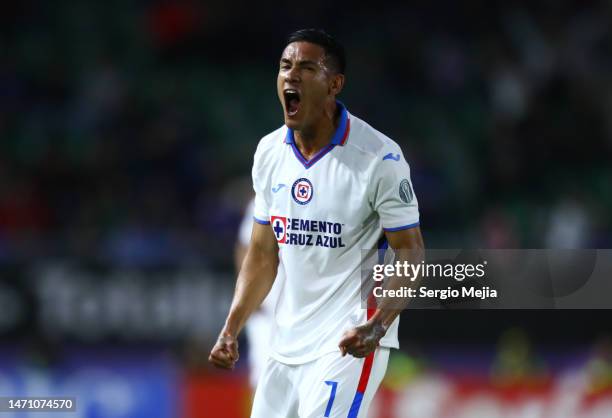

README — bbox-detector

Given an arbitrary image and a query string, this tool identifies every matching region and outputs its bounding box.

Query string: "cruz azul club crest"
[291,178,313,205]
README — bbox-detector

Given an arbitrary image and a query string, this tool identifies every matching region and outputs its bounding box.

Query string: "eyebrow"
[280,58,319,67]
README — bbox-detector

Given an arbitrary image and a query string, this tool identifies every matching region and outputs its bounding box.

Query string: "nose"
[285,66,301,83]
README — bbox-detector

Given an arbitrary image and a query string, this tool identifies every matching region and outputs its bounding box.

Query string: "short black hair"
[286,28,346,75]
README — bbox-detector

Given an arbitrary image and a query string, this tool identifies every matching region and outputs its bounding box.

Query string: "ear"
[328,73,345,96]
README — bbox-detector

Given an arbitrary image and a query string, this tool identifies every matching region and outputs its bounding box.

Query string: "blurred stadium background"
[1,1,611,417]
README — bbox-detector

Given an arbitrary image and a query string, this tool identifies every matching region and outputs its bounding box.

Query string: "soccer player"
[209,29,424,418]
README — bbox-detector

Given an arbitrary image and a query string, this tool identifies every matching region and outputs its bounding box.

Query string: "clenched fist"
[338,321,387,358]
[208,334,239,369]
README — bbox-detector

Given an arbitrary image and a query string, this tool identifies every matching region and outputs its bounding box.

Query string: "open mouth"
[283,89,301,117]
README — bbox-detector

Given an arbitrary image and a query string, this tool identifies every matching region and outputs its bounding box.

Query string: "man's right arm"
[208,220,279,369]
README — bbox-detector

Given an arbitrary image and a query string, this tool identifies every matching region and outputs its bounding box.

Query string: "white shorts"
[251,347,389,418]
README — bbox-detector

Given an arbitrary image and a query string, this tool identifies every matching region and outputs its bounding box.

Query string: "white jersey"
[252,102,419,364]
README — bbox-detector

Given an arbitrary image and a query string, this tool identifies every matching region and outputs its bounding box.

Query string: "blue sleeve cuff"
[253,216,270,225]
[383,222,420,232]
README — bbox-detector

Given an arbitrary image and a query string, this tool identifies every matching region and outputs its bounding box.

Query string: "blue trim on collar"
[290,142,335,169]
[285,101,348,145]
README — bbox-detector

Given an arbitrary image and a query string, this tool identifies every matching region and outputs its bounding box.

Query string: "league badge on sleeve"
[291,178,313,205]
[399,179,414,204]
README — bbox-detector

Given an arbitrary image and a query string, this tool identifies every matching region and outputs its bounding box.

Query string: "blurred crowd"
[1,0,611,267]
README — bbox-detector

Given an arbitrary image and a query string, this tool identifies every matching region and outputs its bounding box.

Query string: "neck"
[294,101,339,159]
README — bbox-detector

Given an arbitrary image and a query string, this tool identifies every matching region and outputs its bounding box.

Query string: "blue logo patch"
[272,183,286,193]
[383,153,400,161]
[291,178,313,205]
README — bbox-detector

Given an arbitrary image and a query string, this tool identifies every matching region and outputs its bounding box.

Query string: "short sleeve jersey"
[252,102,419,364]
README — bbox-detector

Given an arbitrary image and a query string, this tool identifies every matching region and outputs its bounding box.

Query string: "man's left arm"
[338,226,425,358]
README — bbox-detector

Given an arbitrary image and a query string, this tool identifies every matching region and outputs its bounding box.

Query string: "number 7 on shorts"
[324,380,338,417]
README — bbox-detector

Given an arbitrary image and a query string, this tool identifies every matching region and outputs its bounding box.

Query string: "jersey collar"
[284,101,350,146]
